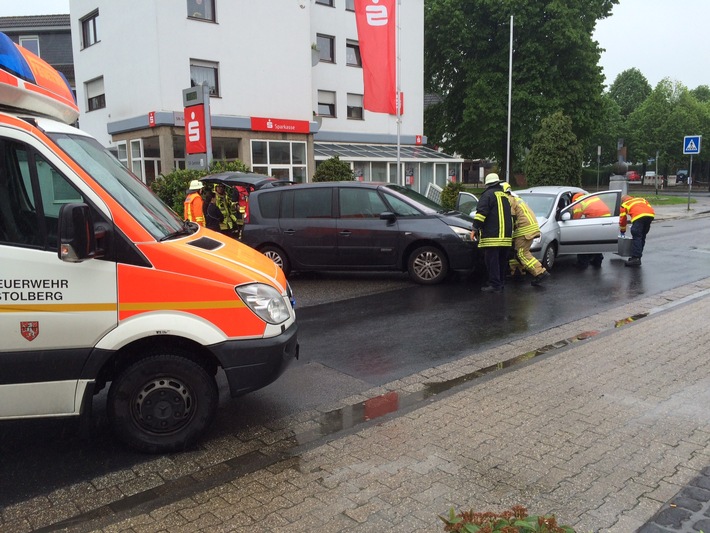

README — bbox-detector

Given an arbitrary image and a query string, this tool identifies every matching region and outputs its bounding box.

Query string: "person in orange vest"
[620,194,655,267]
[183,180,205,226]
[571,192,611,269]
[502,182,550,286]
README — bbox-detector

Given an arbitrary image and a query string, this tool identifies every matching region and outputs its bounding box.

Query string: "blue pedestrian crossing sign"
[683,135,701,155]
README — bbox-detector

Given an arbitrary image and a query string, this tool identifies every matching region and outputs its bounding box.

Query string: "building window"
[81,10,99,48]
[316,34,334,63]
[318,90,336,118]
[85,76,105,111]
[19,36,40,56]
[190,59,219,96]
[187,0,215,21]
[346,0,355,10]
[347,93,363,120]
[251,140,308,182]
[346,40,361,67]
[315,0,334,5]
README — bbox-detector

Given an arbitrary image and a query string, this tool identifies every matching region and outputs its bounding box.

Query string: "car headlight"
[236,283,291,324]
[531,236,541,247]
[450,225,473,241]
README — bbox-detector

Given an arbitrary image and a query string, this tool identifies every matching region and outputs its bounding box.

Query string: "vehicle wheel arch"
[541,240,558,271]
[258,243,291,276]
[94,335,218,394]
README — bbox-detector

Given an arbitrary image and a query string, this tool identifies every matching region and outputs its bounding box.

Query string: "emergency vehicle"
[0,33,298,453]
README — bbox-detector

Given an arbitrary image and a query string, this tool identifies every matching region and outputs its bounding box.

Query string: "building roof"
[314,142,462,162]
[0,14,70,31]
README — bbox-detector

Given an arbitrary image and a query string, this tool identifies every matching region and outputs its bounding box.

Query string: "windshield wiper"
[159,220,195,241]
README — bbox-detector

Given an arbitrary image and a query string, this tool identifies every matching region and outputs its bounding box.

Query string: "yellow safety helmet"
[500,182,511,194]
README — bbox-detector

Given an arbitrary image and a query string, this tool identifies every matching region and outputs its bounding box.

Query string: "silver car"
[514,186,622,270]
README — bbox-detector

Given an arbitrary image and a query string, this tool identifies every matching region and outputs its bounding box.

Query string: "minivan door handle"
[339,230,352,237]
[283,229,296,236]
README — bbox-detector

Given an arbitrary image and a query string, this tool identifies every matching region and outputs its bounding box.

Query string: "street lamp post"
[654,150,659,196]
[596,145,601,191]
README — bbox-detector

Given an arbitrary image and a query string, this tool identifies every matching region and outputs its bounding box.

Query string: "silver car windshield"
[516,193,556,219]
[48,133,184,239]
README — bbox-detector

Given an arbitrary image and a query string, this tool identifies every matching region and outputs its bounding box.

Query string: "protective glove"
[471,228,481,243]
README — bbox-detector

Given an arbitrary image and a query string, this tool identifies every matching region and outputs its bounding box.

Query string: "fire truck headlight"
[236,283,290,324]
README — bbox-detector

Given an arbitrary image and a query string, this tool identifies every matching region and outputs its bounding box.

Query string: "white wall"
[70,0,423,147]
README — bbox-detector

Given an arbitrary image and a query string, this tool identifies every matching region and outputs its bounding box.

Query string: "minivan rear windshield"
[48,133,184,239]
[383,184,442,212]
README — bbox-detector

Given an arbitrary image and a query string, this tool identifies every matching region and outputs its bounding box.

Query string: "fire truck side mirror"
[58,203,97,262]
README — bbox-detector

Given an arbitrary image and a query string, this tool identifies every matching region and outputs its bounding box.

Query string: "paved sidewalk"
[80,282,710,533]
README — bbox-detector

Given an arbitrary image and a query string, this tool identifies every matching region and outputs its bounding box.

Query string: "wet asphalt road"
[1,213,709,509]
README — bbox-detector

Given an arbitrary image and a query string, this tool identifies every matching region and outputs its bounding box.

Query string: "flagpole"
[506,15,513,183]
[396,0,402,186]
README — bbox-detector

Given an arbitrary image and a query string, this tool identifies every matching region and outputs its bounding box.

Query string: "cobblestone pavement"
[2,197,710,533]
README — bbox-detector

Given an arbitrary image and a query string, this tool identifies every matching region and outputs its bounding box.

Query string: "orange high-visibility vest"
[573,195,611,219]
[184,192,205,226]
[619,197,654,232]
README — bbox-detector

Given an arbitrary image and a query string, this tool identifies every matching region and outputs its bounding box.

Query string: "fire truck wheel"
[107,355,218,454]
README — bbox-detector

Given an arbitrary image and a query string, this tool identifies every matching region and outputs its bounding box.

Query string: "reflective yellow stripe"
[0,300,246,313]
[120,300,246,311]
[0,303,116,313]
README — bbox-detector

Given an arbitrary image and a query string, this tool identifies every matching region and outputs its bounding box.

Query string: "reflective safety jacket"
[215,192,236,231]
[573,195,611,219]
[184,192,205,226]
[508,195,540,239]
[619,196,655,233]
[473,184,513,248]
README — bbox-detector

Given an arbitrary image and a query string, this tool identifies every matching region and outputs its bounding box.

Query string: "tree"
[627,79,709,174]
[424,0,617,173]
[691,85,710,103]
[524,112,583,187]
[608,68,651,117]
[312,156,354,182]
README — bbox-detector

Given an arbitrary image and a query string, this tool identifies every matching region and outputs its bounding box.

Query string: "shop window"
[190,59,219,96]
[81,10,99,49]
[85,76,105,112]
[315,0,334,6]
[187,0,215,21]
[318,90,336,118]
[346,0,355,11]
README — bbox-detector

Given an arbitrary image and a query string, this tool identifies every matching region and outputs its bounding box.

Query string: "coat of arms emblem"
[20,321,39,341]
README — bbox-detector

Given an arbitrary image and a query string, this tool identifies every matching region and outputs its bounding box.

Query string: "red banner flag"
[355,0,399,115]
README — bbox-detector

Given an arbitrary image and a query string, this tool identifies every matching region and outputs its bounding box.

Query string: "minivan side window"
[339,188,387,218]
[257,190,281,218]
[287,188,332,218]
[382,191,423,216]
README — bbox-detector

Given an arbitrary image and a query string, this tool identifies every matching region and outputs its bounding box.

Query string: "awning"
[314,142,462,162]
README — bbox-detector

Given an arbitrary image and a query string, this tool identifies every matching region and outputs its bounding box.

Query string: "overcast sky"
[2,0,709,91]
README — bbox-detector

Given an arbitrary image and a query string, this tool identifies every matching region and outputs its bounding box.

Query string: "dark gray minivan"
[241,182,477,284]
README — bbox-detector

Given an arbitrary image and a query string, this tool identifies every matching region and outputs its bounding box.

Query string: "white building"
[69,0,462,192]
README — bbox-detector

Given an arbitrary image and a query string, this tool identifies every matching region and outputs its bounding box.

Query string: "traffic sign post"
[683,135,702,209]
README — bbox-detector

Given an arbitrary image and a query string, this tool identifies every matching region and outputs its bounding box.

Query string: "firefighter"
[571,192,612,268]
[619,194,655,267]
[472,173,513,293]
[183,180,205,226]
[502,182,550,286]
[214,182,238,236]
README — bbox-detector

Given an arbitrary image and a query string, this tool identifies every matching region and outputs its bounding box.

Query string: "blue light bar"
[0,32,35,83]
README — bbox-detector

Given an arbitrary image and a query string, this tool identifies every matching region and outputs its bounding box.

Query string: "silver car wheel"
[408,246,448,285]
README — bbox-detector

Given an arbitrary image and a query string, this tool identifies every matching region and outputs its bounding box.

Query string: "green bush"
[440,181,464,210]
[440,506,575,532]
[313,155,354,182]
[150,160,249,215]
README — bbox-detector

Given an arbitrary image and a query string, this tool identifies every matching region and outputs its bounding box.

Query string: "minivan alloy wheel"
[408,245,449,285]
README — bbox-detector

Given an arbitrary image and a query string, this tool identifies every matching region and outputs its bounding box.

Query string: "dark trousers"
[577,253,603,267]
[483,247,510,289]
[631,217,653,258]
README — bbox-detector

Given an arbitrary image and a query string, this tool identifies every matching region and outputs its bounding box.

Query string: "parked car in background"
[626,170,641,182]
[513,186,623,270]
[242,182,477,284]
[676,169,689,184]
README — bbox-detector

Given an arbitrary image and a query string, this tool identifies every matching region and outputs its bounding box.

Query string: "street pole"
[654,150,659,196]
[505,15,513,183]
[688,155,693,211]
[596,145,601,191]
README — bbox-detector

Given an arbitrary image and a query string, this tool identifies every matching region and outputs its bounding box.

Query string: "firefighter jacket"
[508,195,540,239]
[619,196,655,233]
[572,195,611,219]
[473,184,513,248]
[215,192,236,231]
[184,192,205,226]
